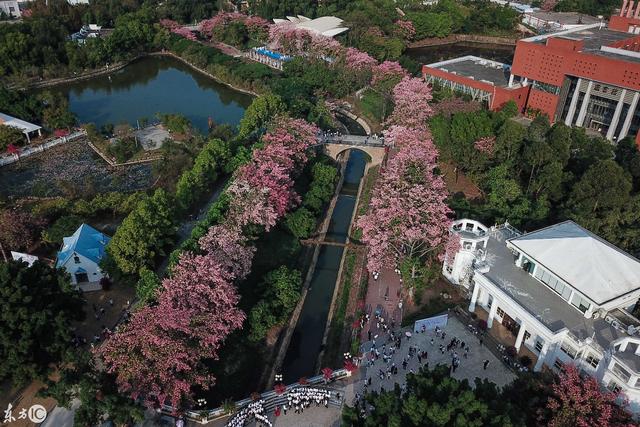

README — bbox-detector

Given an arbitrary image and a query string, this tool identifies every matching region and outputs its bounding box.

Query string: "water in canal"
[282,149,368,383]
[405,42,515,65]
[43,56,253,133]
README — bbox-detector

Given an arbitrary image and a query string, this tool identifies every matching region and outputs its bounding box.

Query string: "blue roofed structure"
[56,224,110,290]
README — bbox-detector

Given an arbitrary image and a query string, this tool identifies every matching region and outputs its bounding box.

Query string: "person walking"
[483,359,490,370]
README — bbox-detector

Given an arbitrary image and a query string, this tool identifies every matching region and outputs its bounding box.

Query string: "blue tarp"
[254,48,292,61]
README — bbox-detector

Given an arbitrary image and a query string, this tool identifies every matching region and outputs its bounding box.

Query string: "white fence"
[0,130,87,167]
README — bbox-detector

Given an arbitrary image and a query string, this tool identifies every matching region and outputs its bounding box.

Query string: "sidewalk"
[360,268,403,342]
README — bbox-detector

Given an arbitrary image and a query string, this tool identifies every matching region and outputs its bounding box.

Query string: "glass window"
[571,294,591,313]
[612,363,631,382]
[560,343,577,359]
[74,256,81,264]
[585,354,600,368]
[497,307,505,317]
[535,339,544,352]
[554,359,565,371]
[608,381,621,393]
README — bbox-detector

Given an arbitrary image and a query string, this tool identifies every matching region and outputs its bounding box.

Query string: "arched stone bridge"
[319,134,387,166]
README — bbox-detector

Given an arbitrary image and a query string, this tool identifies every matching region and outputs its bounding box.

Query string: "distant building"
[423,1,640,145]
[444,219,640,414]
[56,224,110,292]
[11,251,38,267]
[67,0,89,4]
[522,11,601,32]
[272,15,349,37]
[70,24,104,44]
[0,112,42,143]
[0,1,20,18]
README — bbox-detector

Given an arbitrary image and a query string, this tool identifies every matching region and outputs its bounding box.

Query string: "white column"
[522,77,529,86]
[534,342,550,372]
[619,91,639,140]
[508,74,515,87]
[607,89,627,140]
[468,283,480,312]
[575,80,594,127]
[487,301,498,328]
[515,323,526,351]
[564,78,583,126]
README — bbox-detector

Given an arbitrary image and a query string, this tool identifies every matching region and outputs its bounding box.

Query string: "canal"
[405,42,515,65]
[282,149,368,383]
[43,56,253,133]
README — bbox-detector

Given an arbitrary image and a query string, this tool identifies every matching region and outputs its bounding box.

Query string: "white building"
[56,223,110,292]
[522,11,601,32]
[0,1,20,18]
[444,219,640,414]
[272,15,349,37]
[0,112,42,143]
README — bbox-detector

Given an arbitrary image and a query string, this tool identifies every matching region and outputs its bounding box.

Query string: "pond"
[43,56,254,133]
[405,42,515,66]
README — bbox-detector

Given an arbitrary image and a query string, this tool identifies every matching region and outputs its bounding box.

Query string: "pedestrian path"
[354,316,516,403]
[360,268,403,342]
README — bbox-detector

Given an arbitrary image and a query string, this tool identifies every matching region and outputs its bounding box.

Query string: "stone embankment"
[409,34,518,48]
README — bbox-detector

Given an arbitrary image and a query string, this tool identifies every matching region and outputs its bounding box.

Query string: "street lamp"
[275,373,283,382]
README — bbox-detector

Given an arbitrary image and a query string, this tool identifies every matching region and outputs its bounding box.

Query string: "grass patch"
[356,89,390,124]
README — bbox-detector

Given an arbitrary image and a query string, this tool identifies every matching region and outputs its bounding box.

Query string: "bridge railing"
[160,368,351,424]
[318,134,385,147]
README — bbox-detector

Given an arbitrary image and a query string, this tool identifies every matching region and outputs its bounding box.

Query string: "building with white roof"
[0,112,42,143]
[272,15,348,37]
[11,251,38,267]
[444,219,640,414]
[0,1,20,18]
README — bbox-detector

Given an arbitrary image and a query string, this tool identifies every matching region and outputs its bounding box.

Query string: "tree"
[615,137,640,189]
[41,351,145,427]
[545,365,635,427]
[198,223,256,281]
[343,365,517,426]
[357,142,451,276]
[238,93,286,138]
[106,188,177,275]
[42,214,82,245]
[0,208,44,258]
[136,267,160,304]
[285,207,316,239]
[0,260,84,386]
[97,253,245,409]
[564,160,632,242]
[0,125,24,150]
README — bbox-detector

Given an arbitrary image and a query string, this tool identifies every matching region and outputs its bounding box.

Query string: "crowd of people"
[226,399,272,427]
[282,387,333,415]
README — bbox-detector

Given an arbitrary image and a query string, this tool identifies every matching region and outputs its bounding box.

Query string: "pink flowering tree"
[383,125,433,150]
[344,47,377,71]
[171,27,197,41]
[159,19,180,30]
[97,253,245,410]
[474,136,496,156]
[269,24,341,58]
[371,60,408,88]
[546,365,635,427]
[443,233,461,263]
[394,20,416,40]
[198,224,255,281]
[357,142,452,276]
[385,77,435,129]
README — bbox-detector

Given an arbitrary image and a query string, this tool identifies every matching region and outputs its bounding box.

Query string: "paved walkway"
[360,268,403,342]
[354,316,516,403]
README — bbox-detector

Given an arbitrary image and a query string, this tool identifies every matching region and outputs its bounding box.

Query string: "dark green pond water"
[45,56,254,133]
[405,42,515,65]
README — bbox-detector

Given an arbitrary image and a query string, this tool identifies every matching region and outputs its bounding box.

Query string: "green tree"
[238,93,286,139]
[0,125,24,150]
[106,188,177,275]
[41,351,144,427]
[485,164,532,225]
[136,267,161,304]
[564,160,633,244]
[42,214,83,244]
[265,266,302,314]
[0,260,84,386]
[615,137,640,189]
[285,207,316,239]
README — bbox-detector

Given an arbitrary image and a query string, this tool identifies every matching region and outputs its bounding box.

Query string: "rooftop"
[614,346,640,374]
[272,15,348,37]
[481,229,627,348]
[524,24,640,63]
[0,112,41,133]
[526,11,601,26]
[508,221,640,305]
[426,56,512,88]
[56,223,110,268]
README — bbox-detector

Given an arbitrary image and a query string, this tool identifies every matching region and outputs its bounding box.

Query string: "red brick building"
[423,2,640,144]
